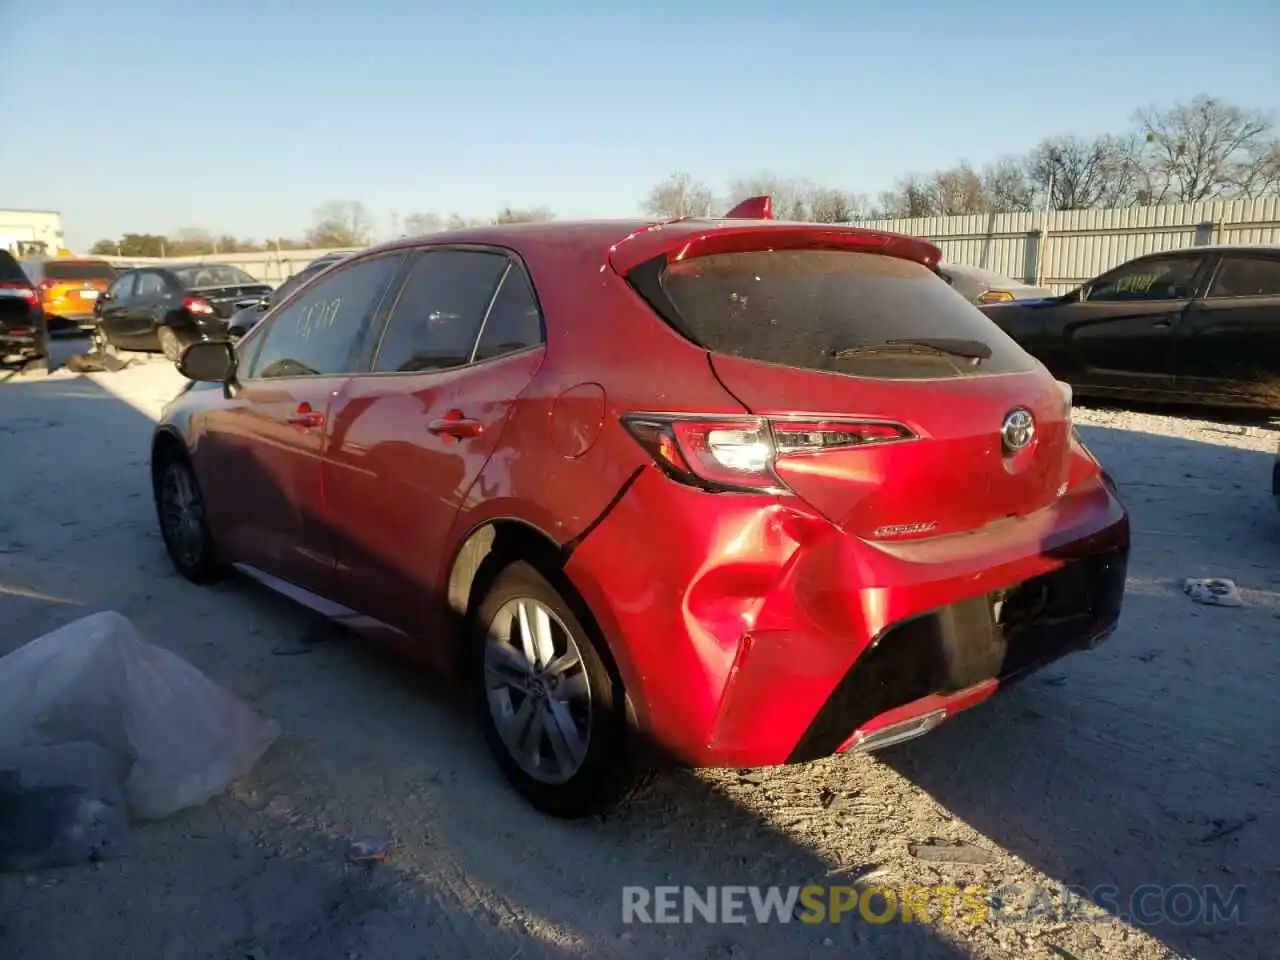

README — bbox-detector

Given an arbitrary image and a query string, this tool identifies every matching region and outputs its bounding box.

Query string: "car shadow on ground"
[883,420,1279,960]
[0,374,967,960]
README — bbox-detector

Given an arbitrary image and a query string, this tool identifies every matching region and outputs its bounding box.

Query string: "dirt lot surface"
[1,353,1277,960]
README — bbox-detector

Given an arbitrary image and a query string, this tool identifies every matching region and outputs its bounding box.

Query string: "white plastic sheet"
[0,610,280,821]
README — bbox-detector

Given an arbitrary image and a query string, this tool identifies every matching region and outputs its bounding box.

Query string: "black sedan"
[981,245,1280,412]
[93,263,273,360]
[225,251,351,341]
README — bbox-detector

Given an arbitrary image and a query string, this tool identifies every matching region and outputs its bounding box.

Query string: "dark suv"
[0,250,44,357]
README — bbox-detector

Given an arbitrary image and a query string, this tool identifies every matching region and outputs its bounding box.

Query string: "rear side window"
[649,249,1034,379]
[1208,256,1280,298]
[373,250,509,373]
[474,266,543,361]
[42,260,115,281]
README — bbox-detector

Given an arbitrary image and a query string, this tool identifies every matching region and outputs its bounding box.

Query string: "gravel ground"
[1,351,1276,960]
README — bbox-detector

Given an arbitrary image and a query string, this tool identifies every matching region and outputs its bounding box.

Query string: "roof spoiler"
[722,195,772,220]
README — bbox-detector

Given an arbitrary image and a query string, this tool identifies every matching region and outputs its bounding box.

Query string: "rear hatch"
[34,259,116,315]
[627,238,1072,541]
[0,251,38,333]
[172,264,273,319]
[188,284,274,318]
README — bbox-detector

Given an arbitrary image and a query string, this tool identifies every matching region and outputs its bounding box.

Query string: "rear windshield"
[653,249,1035,379]
[41,260,116,281]
[173,265,258,288]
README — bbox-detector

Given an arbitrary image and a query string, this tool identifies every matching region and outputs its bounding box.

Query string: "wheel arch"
[445,516,647,742]
[150,427,189,488]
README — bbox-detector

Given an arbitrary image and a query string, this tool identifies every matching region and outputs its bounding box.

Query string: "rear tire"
[158,325,182,362]
[153,453,225,584]
[91,322,115,355]
[472,561,649,818]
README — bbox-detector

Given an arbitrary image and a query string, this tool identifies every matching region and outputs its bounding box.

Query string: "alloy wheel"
[159,461,205,568]
[483,597,593,784]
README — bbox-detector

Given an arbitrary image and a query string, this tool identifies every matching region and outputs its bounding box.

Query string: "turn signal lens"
[979,289,1015,304]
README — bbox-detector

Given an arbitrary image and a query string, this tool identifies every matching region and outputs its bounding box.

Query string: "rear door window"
[649,249,1034,379]
[1207,256,1280,298]
[134,272,166,297]
[372,250,509,372]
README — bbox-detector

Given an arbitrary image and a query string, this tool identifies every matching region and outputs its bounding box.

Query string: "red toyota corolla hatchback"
[154,203,1129,818]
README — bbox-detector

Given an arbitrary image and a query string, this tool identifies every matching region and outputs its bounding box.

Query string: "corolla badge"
[1001,408,1036,452]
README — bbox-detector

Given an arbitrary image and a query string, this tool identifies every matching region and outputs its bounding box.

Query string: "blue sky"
[1,0,1276,249]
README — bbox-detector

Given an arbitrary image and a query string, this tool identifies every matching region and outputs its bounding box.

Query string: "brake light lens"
[182,297,215,315]
[622,415,914,493]
[979,289,1015,304]
[0,281,39,307]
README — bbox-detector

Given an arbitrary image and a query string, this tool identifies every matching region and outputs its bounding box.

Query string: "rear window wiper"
[831,338,992,362]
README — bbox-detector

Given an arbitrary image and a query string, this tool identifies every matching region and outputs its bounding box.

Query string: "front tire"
[472,561,647,818]
[154,454,225,584]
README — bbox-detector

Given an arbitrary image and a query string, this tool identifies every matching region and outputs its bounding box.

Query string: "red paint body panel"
[321,350,545,663]
[162,215,1131,772]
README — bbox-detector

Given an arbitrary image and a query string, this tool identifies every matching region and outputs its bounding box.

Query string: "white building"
[0,209,65,256]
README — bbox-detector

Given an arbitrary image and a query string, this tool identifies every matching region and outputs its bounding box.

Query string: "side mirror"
[178,339,237,383]
[1070,287,1086,303]
[256,297,270,311]
[100,291,114,302]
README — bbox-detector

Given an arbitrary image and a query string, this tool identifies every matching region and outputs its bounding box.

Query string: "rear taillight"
[979,289,1015,304]
[622,414,914,493]
[183,297,215,315]
[0,281,39,307]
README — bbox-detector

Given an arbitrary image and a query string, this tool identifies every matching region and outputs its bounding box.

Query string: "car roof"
[360,217,941,272]
[1137,244,1280,258]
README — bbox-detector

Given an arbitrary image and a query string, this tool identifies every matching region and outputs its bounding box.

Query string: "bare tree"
[403,212,443,235]
[306,200,373,248]
[981,158,1035,213]
[925,164,989,216]
[804,185,870,223]
[1025,135,1142,210]
[1237,140,1280,198]
[876,174,937,219]
[492,206,555,225]
[725,173,812,220]
[644,172,715,219]
[1135,96,1278,202]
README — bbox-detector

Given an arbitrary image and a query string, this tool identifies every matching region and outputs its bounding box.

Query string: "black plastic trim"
[787,545,1130,764]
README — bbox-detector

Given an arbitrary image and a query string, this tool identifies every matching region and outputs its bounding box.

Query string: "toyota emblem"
[1001,408,1036,453]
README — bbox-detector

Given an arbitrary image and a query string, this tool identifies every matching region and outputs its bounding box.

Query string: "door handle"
[427,410,484,439]
[286,402,324,428]
[1150,318,1173,328]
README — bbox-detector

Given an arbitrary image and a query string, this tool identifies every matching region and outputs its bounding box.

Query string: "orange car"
[19,257,117,335]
